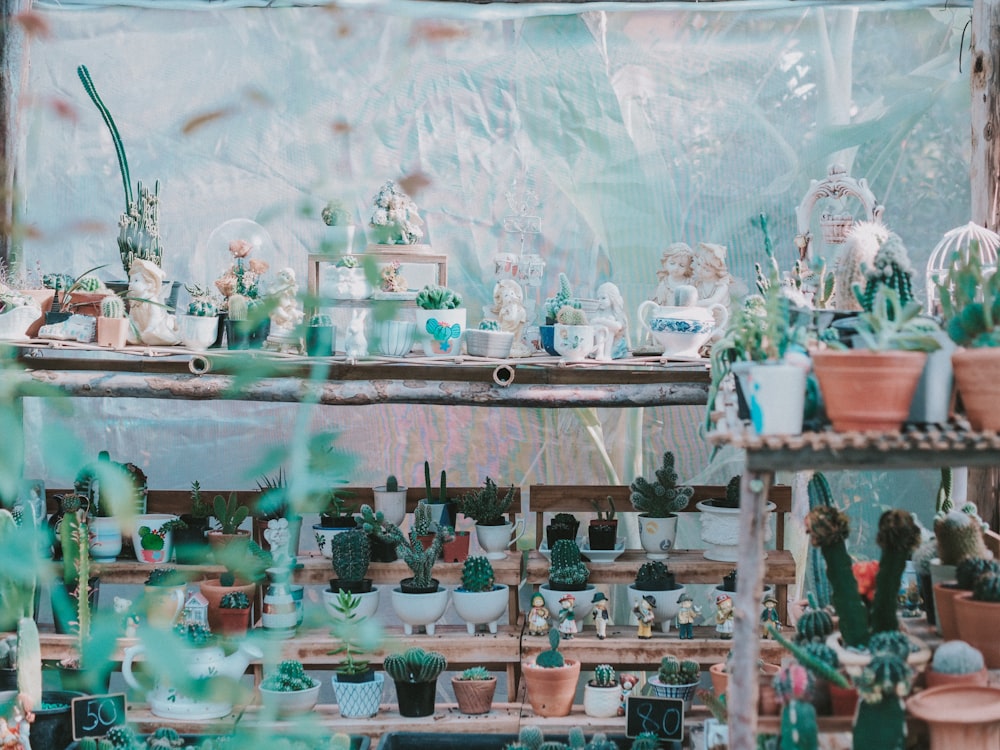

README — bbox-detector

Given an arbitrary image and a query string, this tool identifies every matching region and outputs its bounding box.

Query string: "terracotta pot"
[907,684,1000,750]
[757,665,782,716]
[214,606,251,637]
[199,577,257,632]
[812,350,927,432]
[63,291,110,317]
[933,582,967,642]
[925,668,989,689]
[953,593,1000,668]
[952,347,1000,431]
[709,662,728,696]
[451,675,497,715]
[442,531,471,563]
[96,317,129,348]
[828,681,859,717]
[207,530,251,552]
[521,658,581,717]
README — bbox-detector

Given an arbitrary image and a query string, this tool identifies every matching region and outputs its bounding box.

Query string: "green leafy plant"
[458,666,492,681]
[458,477,515,526]
[213,492,250,534]
[327,589,379,677]
[590,496,616,521]
[629,451,694,517]
[219,591,250,610]
[936,241,1000,347]
[836,286,942,352]
[415,284,462,310]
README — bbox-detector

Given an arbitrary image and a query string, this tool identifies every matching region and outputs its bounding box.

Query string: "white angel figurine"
[126,258,179,346]
[490,279,529,357]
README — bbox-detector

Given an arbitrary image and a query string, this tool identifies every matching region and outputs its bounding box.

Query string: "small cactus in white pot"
[178,284,220,351]
[466,319,515,358]
[373,474,407,526]
[321,199,356,254]
[97,294,129,348]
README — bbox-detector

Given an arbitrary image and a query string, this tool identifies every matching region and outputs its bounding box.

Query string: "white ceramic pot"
[259,679,321,716]
[313,524,353,559]
[332,672,384,719]
[626,584,687,634]
[451,585,509,635]
[324,225,357,254]
[88,516,123,562]
[177,314,219,351]
[696,500,777,562]
[414,308,466,357]
[132,513,178,564]
[321,265,373,301]
[637,514,678,560]
[375,319,416,357]
[390,586,450,635]
[465,329,515,358]
[475,519,525,560]
[745,362,807,436]
[538,583,598,624]
[323,586,381,622]
[553,323,605,362]
[583,682,623,718]
[373,486,408,526]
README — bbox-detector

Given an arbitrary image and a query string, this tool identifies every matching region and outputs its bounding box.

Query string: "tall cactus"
[853,651,912,750]
[805,505,868,648]
[0,510,35,624]
[16,617,42,710]
[60,507,91,645]
[870,509,921,634]
[806,473,833,609]
[330,528,371,585]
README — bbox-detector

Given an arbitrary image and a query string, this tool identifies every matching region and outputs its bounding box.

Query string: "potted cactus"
[373,474,407,527]
[587,496,618,551]
[696,475,776,562]
[544,512,580,550]
[96,294,129,348]
[258,659,321,716]
[421,461,456,531]
[173,480,213,565]
[357,503,403,564]
[414,284,465,357]
[177,284,221,351]
[629,451,694,559]
[206,491,251,551]
[215,590,251,637]
[329,589,384,719]
[583,664,622,718]
[329,527,373,595]
[648,655,702,710]
[626,560,687,635]
[538,538,597,626]
[931,506,991,639]
[383,647,447,718]
[451,556,508,634]
[925,640,988,688]
[953,571,1000,668]
[390,527,449,634]
[465,319,515,358]
[321,198,357,253]
[199,537,269,632]
[521,628,581,717]
[458,476,521,560]
[451,666,497,715]
[553,304,600,362]
[304,312,335,357]
[539,272,578,355]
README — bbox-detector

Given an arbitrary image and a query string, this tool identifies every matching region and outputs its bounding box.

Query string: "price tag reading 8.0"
[625,696,684,742]
[72,693,127,740]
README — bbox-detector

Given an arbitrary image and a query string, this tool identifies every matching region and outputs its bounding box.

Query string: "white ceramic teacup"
[554,324,606,362]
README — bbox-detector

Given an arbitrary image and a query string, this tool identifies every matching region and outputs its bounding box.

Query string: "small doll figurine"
[675,592,700,640]
[557,593,577,639]
[715,593,735,639]
[760,594,781,637]
[591,591,611,639]
[633,594,656,639]
[618,673,639,716]
[527,592,550,636]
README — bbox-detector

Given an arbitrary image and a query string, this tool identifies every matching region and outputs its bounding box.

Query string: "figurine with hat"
[715,592,734,639]
[760,593,781,638]
[527,591,550,636]
[633,594,656,639]
[590,591,611,640]
[557,593,577,640]
[675,592,701,640]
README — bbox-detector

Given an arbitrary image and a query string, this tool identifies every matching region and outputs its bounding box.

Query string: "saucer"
[581,539,625,563]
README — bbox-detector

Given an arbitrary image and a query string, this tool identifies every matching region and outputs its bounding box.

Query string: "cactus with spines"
[567,726,586,750]
[412,501,434,536]
[329,528,371,585]
[149,727,183,746]
[459,666,492,681]
[479,319,501,332]
[629,451,694,517]
[535,628,566,668]
[219,591,249,610]
[931,640,985,674]
[76,274,102,293]
[633,560,675,591]
[517,726,544,750]
[935,467,954,514]
[261,659,316,692]
[911,538,938,577]
[0,510,35,624]
[385,475,399,493]
[0,636,15,668]
[78,739,98,750]
[955,556,1000,590]
[60,508,91,645]
[396,527,442,589]
[630,734,659,750]
[357,504,403,547]
[186,284,219,316]
[548,538,590,588]
[213,491,249,535]
[104,725,138,749]
[383,647,447,683]
[767,625,849,688]
[97,739,114,750]
[591,664,616,687]
[536,743,564,750]
[799,639,840,672]
[934,509,989,566]
[544,272,578,324]
[228,293,250,322]
[871,509,921,634]
[555,305,588,326]
[867,630,913,659]
[806,473,834,609]
[458,476,516,526]
[805,504,869,648]
[100,295,126,319]
[423,461,448,505]
[773,662,818,750]
[853,651,912,750]
[795,593,835,643]
[583,733,618,750]
[656,655,699,685]
[16,618,41,711]
[972,571,1000,602]
[460,555,496,593]
[855,232,916,313]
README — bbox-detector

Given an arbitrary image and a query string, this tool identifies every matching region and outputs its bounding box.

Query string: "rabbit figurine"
[344,309,368,361]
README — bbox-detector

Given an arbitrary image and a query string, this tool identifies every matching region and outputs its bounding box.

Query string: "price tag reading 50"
[72,694,127,740]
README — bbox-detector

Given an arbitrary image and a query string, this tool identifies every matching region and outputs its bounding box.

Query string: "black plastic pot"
[917,571,936,626]
[306,325,336,356]
[50,576,100,635]
[32,690,84,750]
[393,679,437,718]
[545,524,578,550]
[173,516,210,565]
[369,537,398,563]
[0,668,15,692]
[399,577,439,595]
[329,578,373,594]
[226,319,251,350]
[588,522,617,550]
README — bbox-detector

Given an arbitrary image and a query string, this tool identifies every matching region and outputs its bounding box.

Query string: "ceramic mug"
[475,518,525,559]
[554,324,606,362]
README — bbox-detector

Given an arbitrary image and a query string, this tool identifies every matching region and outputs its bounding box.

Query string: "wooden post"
[0,0,30,266]
[969,0,1000,531]
[727,470,773,750]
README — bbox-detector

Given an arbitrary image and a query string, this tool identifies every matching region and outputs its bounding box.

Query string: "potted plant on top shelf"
[544,512,580,550]
[390,527,449,635]
[329,589,384,719]
[458,476,520,560]
[414,285,465,357]
[587,496,618,551]
[174,480,213,565]
[696,475,777,562]
[373,474,407,527]
[629,450,694,559]
[936,243,1000,430]
[421,461,456,531]
[539,272,579,356]
[812,286,942,433]
[357,503,403,563]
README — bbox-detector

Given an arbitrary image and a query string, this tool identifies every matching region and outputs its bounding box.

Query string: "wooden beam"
[0,0,31,266]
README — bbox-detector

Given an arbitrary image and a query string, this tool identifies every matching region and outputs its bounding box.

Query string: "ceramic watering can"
[637,285,728,358]
[122,639,263,720]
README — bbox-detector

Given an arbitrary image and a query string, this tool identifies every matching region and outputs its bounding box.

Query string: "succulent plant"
[535,628,566,668]
[853,650,912,750]
[396,528,442,589]
[936,239,1000,347]
[543,273,577,324]
[423,461,449,505]
[583,733,619,750]
[971,571,1000,602]
[174,621,213,647]
[629,451,694,517]
[185,284,219,316]
[385,475,399,493]
[518,726,545,750]
[867,630,913,660]
[555,305,588,326]
[548,538,590,588]
[460,555,496,593]
[794,593,835,643]
[219,591,250,610]
[100,295,126,319]
[383,647,447,683]
[458,666,492,681]
[105,725,139,750]
[591,664,616,687]
[656,655,699,685]
[329,527,371,585]
[855,231,916,312]
[931,640,985,674]
[213,492,250,535]
[773,663,818,750]
[458,477,515,526]
[322,199,352,227]
[228,293,250,322]
[261,659,316,692]
[549,513,578,531]
[415,284,463,311]
[633,560,676,591]
[357,504,403,546]
[479,319,501,331]
[413,501,434,536]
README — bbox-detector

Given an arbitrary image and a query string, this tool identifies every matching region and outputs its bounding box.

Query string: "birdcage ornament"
[925,221,1000,315]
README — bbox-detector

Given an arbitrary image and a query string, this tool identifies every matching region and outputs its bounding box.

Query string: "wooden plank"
[971,0,1000,230]
[524,549,796,586]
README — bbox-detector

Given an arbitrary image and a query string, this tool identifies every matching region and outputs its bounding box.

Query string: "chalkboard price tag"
[625,695,684,741]
[72,693,127,740]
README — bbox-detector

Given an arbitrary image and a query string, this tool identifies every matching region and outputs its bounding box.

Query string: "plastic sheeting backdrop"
[13,1,971,557]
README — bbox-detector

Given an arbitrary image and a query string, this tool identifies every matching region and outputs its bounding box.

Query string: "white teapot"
[637,285,728,358]
[122,636,262,719]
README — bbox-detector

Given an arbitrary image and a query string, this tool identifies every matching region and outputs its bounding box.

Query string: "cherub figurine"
[715,593,735,639]
[676,592,700,640]
[265,267,305,353]
[692,242,733,309]
[590,282,630,360]
[557,593,577,639]
[618,673,639,716]
[527,592,550,636]
[760,594,781,637]
[633,594,656,639]
[591,591,611,639]
[652,243,696,306]
[491,279,529,357]
[264,517,292,568]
